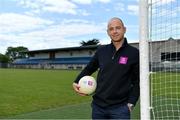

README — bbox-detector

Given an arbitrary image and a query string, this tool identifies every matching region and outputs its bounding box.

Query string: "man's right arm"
[74,51,99,83]
[72,51,99,95]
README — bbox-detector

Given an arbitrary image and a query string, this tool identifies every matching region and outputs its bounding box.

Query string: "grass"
[0,68,91,118]
[4,69,180,119]
[150,72,180,119]
[0,68,140,119]
[11,102,92,119]
[11,101,140,119]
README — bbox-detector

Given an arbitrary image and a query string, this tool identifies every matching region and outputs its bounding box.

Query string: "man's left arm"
[128,52,140,109]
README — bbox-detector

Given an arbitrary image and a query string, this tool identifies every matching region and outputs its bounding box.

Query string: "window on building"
[49,52,55,59]
[161,52,180,61]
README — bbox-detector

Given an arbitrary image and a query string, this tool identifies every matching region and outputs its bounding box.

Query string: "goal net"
[149,0,180,119]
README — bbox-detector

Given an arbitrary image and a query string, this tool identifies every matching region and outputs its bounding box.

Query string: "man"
[73,17,139,119]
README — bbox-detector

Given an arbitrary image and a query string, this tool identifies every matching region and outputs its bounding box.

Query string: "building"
[12,45,98,69]
[12,38,180,71]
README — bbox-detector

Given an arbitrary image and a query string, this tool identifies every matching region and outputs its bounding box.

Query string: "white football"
[78,76,97,95]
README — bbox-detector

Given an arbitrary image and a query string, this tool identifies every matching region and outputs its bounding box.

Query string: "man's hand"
[72,82,88,96]
[127,103,134,112]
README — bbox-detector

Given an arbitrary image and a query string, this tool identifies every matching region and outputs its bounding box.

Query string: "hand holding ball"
[78,76,97,95]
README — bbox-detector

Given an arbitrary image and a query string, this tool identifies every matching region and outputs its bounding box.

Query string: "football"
[78,76,97,95]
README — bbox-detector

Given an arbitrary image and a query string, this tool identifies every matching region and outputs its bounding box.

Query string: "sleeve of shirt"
[128,51,140,106]
[74,50,99,83]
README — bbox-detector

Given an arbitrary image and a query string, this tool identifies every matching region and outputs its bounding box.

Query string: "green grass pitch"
[0,68,140,119]
[150,72,180,119]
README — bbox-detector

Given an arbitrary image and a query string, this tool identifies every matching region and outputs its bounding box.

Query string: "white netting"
[149,0,180,119]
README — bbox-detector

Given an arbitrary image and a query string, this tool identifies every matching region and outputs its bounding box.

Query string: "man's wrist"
[127,103,134,111]
[127,103,134,107]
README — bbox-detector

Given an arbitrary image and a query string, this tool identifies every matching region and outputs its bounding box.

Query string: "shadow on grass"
[11,101,140,119]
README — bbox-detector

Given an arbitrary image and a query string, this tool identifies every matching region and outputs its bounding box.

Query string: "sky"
[0,0,140,54]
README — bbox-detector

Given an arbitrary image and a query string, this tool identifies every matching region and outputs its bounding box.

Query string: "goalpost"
[140,0,180,119]
[139,0,150,119]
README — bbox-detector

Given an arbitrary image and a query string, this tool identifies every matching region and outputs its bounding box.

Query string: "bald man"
[73,17,139,119]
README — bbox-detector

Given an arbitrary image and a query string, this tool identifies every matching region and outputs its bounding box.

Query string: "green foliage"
[80,38,100,46]
[5,46,28,61]
[0,53,10,63]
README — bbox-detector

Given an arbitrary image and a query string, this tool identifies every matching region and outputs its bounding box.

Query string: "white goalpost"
[140,0,180,119]
[139,0,150,119]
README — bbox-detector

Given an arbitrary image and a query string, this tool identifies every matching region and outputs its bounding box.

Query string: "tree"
[80,38,100,46]
[0,53,10,63]
[5,46,29,61]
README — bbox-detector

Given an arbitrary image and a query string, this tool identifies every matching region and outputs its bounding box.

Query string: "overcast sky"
[0,0,140,54]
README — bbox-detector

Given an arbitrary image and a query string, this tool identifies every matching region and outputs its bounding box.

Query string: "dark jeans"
[91,102,130,119]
